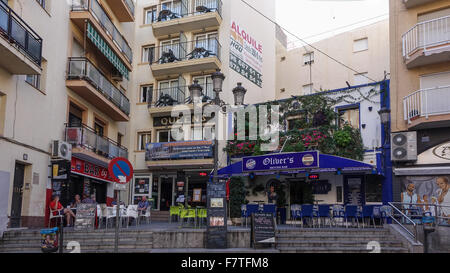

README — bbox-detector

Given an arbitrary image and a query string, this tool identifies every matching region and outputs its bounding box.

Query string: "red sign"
[71,157,114,183]
[108,157,133,184]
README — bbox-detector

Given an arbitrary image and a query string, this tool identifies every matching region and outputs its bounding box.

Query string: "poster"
[193,188,202,202]
[230,20,263,88]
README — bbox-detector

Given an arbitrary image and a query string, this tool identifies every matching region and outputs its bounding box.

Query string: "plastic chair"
[361,205,375,228]
[96,205,103,228]
[197,208,207,227]
[169,206,181,223]
[180,208,196,228]
[126,205,138,227]
[344,205,360,228]
[332,205,345,227]
[318,205,332,228]
[300,205,315,228]
[48,207,64,228]
[105,206,116,230]
[138,206,151,226]
[290,204,301,227]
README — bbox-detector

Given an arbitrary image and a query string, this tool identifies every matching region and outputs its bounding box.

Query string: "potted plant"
[229,177,246,226]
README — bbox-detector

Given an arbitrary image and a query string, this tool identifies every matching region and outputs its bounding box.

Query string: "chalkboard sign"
[206,180,228,249]
[74,203,96,230]
[251,212,275,248]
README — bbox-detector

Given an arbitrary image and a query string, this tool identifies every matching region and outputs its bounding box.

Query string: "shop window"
[140,85,153,103]
[338,106,360,129]
[365,176,382,203]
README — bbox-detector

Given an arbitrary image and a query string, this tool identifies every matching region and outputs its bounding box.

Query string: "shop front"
[218,151,386,220]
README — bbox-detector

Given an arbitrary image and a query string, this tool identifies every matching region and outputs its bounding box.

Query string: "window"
[0,92,5,136]
[353,38,368,52]
[158,80,179,101]
[94,119,105,137]
[26,75,40,90]
[302,84,313,95]
[144,6,157,24]
[160,0,182,21]
[160,38,180,59]
[354,73,368,85]
[338,106,360,129]
[68,103,84,127]
[156,130,180,143]
[191,126,215,141]
[142,45,155,63]
[192,75,213,98]
[140,85,153,103]
[117,133,123,146]
[194,32,218,54]
[138,132,151,151]
[303,52,314,65]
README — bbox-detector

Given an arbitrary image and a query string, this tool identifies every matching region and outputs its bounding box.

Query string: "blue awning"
[218,153,374,177]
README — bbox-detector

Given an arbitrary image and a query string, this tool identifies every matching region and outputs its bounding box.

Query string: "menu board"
[74,203,96,230]
[206,180,228,249]
[251,212,275,248]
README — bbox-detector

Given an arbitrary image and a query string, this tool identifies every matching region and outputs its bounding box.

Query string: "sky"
[275,0,389,47]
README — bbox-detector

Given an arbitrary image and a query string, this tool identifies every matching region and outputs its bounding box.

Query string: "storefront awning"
[86,22,129,80]
[218,153,374,177]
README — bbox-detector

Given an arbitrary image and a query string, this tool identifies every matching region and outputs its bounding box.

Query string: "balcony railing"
[148,83,215,108]
[72,0,133,64]
[402,15,450,59]
[0,1,42,66]
[124,0,135,16]
[67,57,130,116]
[149,37,221,65]
[65,124,128,160]
[403,85,450,123]
[153,0,222,22]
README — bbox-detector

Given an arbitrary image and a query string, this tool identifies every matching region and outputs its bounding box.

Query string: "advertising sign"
[146,140,213,161]
[242,151,320,172]
[206,179,228,249]
[74,203,96,230]
[230,20,263,87]
[251,212,276,247]
[71,157,114,183]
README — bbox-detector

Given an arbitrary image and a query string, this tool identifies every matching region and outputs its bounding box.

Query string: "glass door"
[159,176,175,211]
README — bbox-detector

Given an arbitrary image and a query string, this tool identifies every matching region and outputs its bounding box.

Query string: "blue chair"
[318,205,332,228]
[344,205,360,228]
[301,205,315,228]
[332,205,345,227]
[362,205,375,228]
[290,204,301,227]
[379,205,393,225]
[263,204,277,218]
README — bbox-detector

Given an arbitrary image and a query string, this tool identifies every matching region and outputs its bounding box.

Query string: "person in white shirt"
[436,176,450,225]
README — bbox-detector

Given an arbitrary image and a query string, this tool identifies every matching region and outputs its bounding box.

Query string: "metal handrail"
[0,1,42,66]
[148,83,215,108]
[151,0,223,23]
[67,57,130,116]
[123,0,135,16]
[149,37,221,65]
[71,0,133,64]
[388,202,418,242]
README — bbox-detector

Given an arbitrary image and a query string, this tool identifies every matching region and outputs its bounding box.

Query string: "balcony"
[71,0,133,71]
[65,124,128,165]
[152,0,222,37]
[147,83,215,115]
[402,15,450,69]
[403,0,438,9]
[145,140,214,169]
[0,1,42,74]
[66,57,130,121]
[403,85,450,129]
[150,38,221,77]
[104,0,135,22]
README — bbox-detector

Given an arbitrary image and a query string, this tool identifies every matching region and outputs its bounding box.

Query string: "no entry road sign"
[108,157,133,184]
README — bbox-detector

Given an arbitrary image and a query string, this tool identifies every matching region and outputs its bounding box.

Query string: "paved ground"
[148,248,279,253]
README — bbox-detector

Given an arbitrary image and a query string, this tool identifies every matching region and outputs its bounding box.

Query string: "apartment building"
[128,0,278,213]
[0,0,135,229]
[390,0,450,203]
[276,19,390,99]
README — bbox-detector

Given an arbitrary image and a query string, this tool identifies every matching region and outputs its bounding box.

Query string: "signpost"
[108,157,133,253]
[206,179,228,249]
[251,212,276,249]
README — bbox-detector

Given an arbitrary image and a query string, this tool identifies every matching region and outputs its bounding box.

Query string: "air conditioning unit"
[391,131,417,162]
[52,140,72,161]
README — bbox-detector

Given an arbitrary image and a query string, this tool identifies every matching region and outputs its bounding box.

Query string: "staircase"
[0,229,154,253]
[150,210,170,222]
[275,227,409,253]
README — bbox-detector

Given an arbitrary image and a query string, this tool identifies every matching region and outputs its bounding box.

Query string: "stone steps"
[277,246,408,253]
[276,240,404,248]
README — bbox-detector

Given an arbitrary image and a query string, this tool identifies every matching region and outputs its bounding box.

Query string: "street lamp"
[188,79,203,101]
[378,107,391,145]
[232,83,247,106]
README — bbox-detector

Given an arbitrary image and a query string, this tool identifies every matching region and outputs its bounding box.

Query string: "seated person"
[82,194,96,204]
[137,196,150,216]
[50,195,76,227]
[70,194,81,214]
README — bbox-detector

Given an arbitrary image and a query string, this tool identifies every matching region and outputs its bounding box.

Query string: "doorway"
[10,163,25,228]
[288,179,314,205]
[343,175,365,205]
[159,177,174,211]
